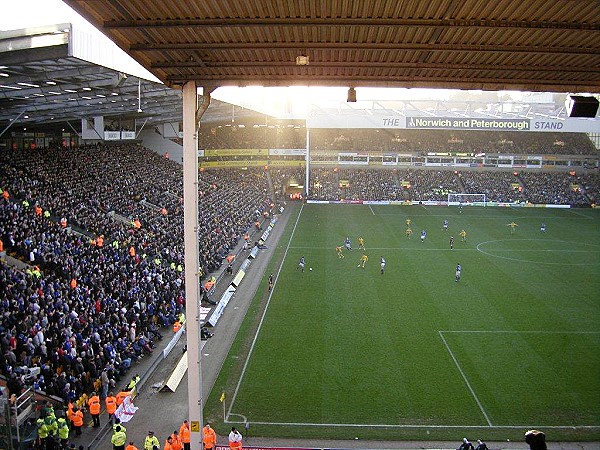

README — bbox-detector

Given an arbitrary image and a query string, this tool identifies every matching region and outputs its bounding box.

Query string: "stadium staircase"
[265,171,275,199]
[138,199,162,212]
[514,173,526,191]
[0,384,58,450]
[455,172,467,193]
[107,210,133,225]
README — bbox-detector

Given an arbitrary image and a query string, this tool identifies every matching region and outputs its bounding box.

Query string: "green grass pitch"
[211,204,600,441]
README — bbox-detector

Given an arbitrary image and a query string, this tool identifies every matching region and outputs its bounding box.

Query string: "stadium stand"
[0,144,274,409]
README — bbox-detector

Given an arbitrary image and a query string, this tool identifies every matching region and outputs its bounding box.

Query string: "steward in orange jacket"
[71,407,84,436]
[202,423,216,450]
[87,392,101,427]
[179,421,191,450]
[105,393,117,419]
[115,390,131,406]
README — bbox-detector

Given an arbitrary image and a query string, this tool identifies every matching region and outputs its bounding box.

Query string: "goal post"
[448,193,487,206]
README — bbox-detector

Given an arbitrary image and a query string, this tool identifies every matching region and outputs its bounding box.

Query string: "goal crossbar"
[448,193,487,206]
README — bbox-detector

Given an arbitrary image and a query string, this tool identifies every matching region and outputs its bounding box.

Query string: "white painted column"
[305,127,310,198]
[182,81,203,450]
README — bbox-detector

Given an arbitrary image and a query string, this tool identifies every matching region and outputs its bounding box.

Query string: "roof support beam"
[164,74,600,93]
[151,60,598,74]
[104,17,600,31]
[130,41,600,56]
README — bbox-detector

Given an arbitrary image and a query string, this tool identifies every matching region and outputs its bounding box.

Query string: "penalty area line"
[289,245,475,251]
[438,331,493,427]
[223,420,600,430]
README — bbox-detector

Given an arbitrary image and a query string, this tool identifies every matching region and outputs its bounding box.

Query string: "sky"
[1,0,532,118]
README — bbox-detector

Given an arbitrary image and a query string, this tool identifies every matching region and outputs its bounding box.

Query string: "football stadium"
[0,2,599,450]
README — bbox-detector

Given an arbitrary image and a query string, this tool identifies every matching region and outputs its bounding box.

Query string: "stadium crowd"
[0,144,273,408]
[459,171,527,204]
[193,120,600,156]
[305,167,596,204]
[0,140,596,450]
[309,129,597,155]
[198,121,306,150]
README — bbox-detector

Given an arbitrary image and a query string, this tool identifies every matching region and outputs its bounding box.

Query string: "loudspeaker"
[347,87,356,102]
[565,95,599,118]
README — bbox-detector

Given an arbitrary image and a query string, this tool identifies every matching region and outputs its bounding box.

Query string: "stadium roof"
[63,0,600,93]
[0,24,184,129]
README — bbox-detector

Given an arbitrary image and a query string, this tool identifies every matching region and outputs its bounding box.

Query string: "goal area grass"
[207,204,600,442]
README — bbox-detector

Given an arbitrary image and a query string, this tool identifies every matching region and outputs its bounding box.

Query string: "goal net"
[448,193,487,206]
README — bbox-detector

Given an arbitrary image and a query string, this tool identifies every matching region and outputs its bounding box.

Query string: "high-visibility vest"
[116,391,130,406]
[179,424,190,444]
[66,402,74,422]
[126,376,140,391]
[170,434,183,450]
[57,419,69,439]
[112,430,127,447]
[105,396,117,414]
[72,410,84,427]
[202,426,216,448]
[228,431,242,450]
[88,395,101,415]
[144,435,159,450]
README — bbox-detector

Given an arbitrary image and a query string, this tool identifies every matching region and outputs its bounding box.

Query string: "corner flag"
[220,392,226,403]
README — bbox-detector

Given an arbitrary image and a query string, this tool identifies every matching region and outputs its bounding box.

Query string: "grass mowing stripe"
[438,331,493,426]
[226,203,305,421]
[244,421,600,429]
[217,204,600,441]
[441,330,600,334]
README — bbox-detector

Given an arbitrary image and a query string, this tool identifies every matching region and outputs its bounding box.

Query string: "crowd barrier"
[307,199,572,208]
[207,214,281,328]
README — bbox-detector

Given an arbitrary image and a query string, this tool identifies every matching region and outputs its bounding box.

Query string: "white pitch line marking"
[438,331,493,427]
[223,420,600,429]
[226,204,305,421]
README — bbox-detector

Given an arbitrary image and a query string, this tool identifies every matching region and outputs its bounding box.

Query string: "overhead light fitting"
[296,55,309,66]
[347,87,357,102]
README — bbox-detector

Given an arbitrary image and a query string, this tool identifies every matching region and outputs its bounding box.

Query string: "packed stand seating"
[399,169,462,202]
[270,168,305,200]
[307,168,461,202]
[460,171,527,203]
[578,173,600,205]
[198,121,306,150]
[0,144,272,405]
[310,129,598,156]
[337,169,403,201]
[197,168,271,273]
[309,168,340,201]
[519,172,590,206]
